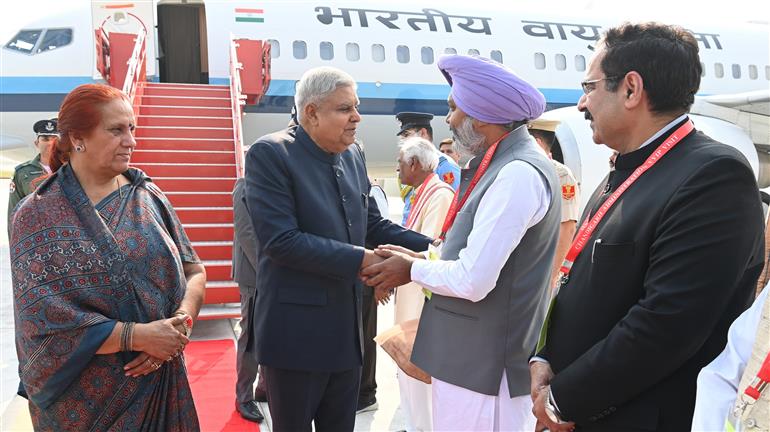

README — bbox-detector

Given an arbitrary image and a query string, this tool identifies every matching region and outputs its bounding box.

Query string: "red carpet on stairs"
[185,339,260,432]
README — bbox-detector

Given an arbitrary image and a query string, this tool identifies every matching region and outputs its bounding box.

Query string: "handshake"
[359,245,426,305]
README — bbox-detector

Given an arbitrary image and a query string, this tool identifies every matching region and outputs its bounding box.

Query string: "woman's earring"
[74,145,84,152]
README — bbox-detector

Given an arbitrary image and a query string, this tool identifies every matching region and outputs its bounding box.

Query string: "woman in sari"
[9,83,205,431]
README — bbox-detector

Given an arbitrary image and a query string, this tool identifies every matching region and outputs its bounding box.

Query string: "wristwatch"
[544,386,562,423]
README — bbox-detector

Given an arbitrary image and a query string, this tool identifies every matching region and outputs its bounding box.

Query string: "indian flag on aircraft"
[235,8,264,23]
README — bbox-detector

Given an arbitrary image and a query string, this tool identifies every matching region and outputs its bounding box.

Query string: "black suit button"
[336,170,342,177]
[341,195,347,202]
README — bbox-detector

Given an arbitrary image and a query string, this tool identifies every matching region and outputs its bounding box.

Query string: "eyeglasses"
[580,76,618,94]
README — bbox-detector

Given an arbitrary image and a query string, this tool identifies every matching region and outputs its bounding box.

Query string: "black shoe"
[356,397,378,414]
[236,400,264,422]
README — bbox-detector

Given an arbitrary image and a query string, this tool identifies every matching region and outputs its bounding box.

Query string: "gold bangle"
[180,320,191,337]
[174,310,193,337]
[126,322,135,352]
[120,322,135,352]
[119,322,127,352]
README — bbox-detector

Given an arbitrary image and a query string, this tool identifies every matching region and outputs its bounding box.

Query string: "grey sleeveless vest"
[411,125,561,397]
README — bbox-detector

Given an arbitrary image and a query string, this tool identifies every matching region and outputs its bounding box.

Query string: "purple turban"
[438,55,546,123]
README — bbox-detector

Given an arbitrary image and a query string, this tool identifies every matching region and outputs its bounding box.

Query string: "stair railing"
[122,27,147,116]
[229,34,247,178]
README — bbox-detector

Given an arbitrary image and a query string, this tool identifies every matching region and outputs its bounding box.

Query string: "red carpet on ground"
[185,339,260,432]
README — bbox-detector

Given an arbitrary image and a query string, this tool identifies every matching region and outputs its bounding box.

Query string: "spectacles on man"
[581,76,618,94]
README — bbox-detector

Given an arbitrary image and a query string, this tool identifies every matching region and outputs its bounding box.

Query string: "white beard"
[451,117,486,158]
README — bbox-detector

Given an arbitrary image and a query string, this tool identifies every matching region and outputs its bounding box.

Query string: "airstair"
[100,26,271,318]
[132,82,240,314]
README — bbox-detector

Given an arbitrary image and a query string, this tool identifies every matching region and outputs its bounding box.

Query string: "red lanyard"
[405,173,437,228]
[559,120,694,277]
[438,132,510,241]
[744,348,770,401]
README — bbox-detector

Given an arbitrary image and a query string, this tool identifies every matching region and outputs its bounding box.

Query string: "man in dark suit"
[231,177,265,422]
[530,23,765,432]
[244,66,432,432]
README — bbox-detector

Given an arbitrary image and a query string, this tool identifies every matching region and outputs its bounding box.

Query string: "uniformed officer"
[438,137,461,165]
[395,112,460,225]
[528,118,580,288]
[8,119,58,223]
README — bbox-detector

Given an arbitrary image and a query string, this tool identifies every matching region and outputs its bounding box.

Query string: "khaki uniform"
[8,154,47,225]
[552,159,579,222]
[733,293,770,431]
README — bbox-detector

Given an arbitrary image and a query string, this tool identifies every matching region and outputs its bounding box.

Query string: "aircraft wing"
[691,90,770,147]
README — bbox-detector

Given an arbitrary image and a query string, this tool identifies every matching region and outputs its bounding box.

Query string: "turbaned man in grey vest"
[362,54,561,431]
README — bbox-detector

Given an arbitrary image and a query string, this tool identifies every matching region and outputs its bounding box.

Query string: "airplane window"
[445,48,457,55]
[534,53,546,70]
[732,64,741,79]
[575,55,586,71]
[346,43,360,61]
[700,62,706,77]
[293,40,307,59]
[4,29,43,54]
[749,65,758,80]
[468,49,480,56]
[490,50,503,63]
[765,66,770,80]
[555,54,567,71]
[36,28,73,54]
[714,63,724,78]
[268,39,280,58]
[421,47,434,65]
[372,44,385,62]
[320,41,334,60]
[397,45,410,64]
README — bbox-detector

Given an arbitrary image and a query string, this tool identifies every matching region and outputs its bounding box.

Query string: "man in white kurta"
[393,137,454,431]
[362,54,559,431]
[692,285,770,431]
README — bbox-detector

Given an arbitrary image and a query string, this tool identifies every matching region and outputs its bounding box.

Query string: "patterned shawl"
[10,164,200,431]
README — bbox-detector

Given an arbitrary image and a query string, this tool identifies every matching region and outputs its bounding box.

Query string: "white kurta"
[692,286,769,431]
[411,160,551,431]
[395,174,454,324]
[394,174,453,432]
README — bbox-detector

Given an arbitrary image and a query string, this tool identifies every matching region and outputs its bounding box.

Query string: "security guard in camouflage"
[7,119,58,226]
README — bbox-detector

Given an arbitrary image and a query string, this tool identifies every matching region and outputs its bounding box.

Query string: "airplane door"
[157,3,208,83]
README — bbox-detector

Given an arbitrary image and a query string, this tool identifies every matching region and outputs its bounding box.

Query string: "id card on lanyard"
[535,120,695,353]
[726,350,770,431]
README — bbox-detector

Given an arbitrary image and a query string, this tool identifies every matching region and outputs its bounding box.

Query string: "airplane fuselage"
[1,1,768,200]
